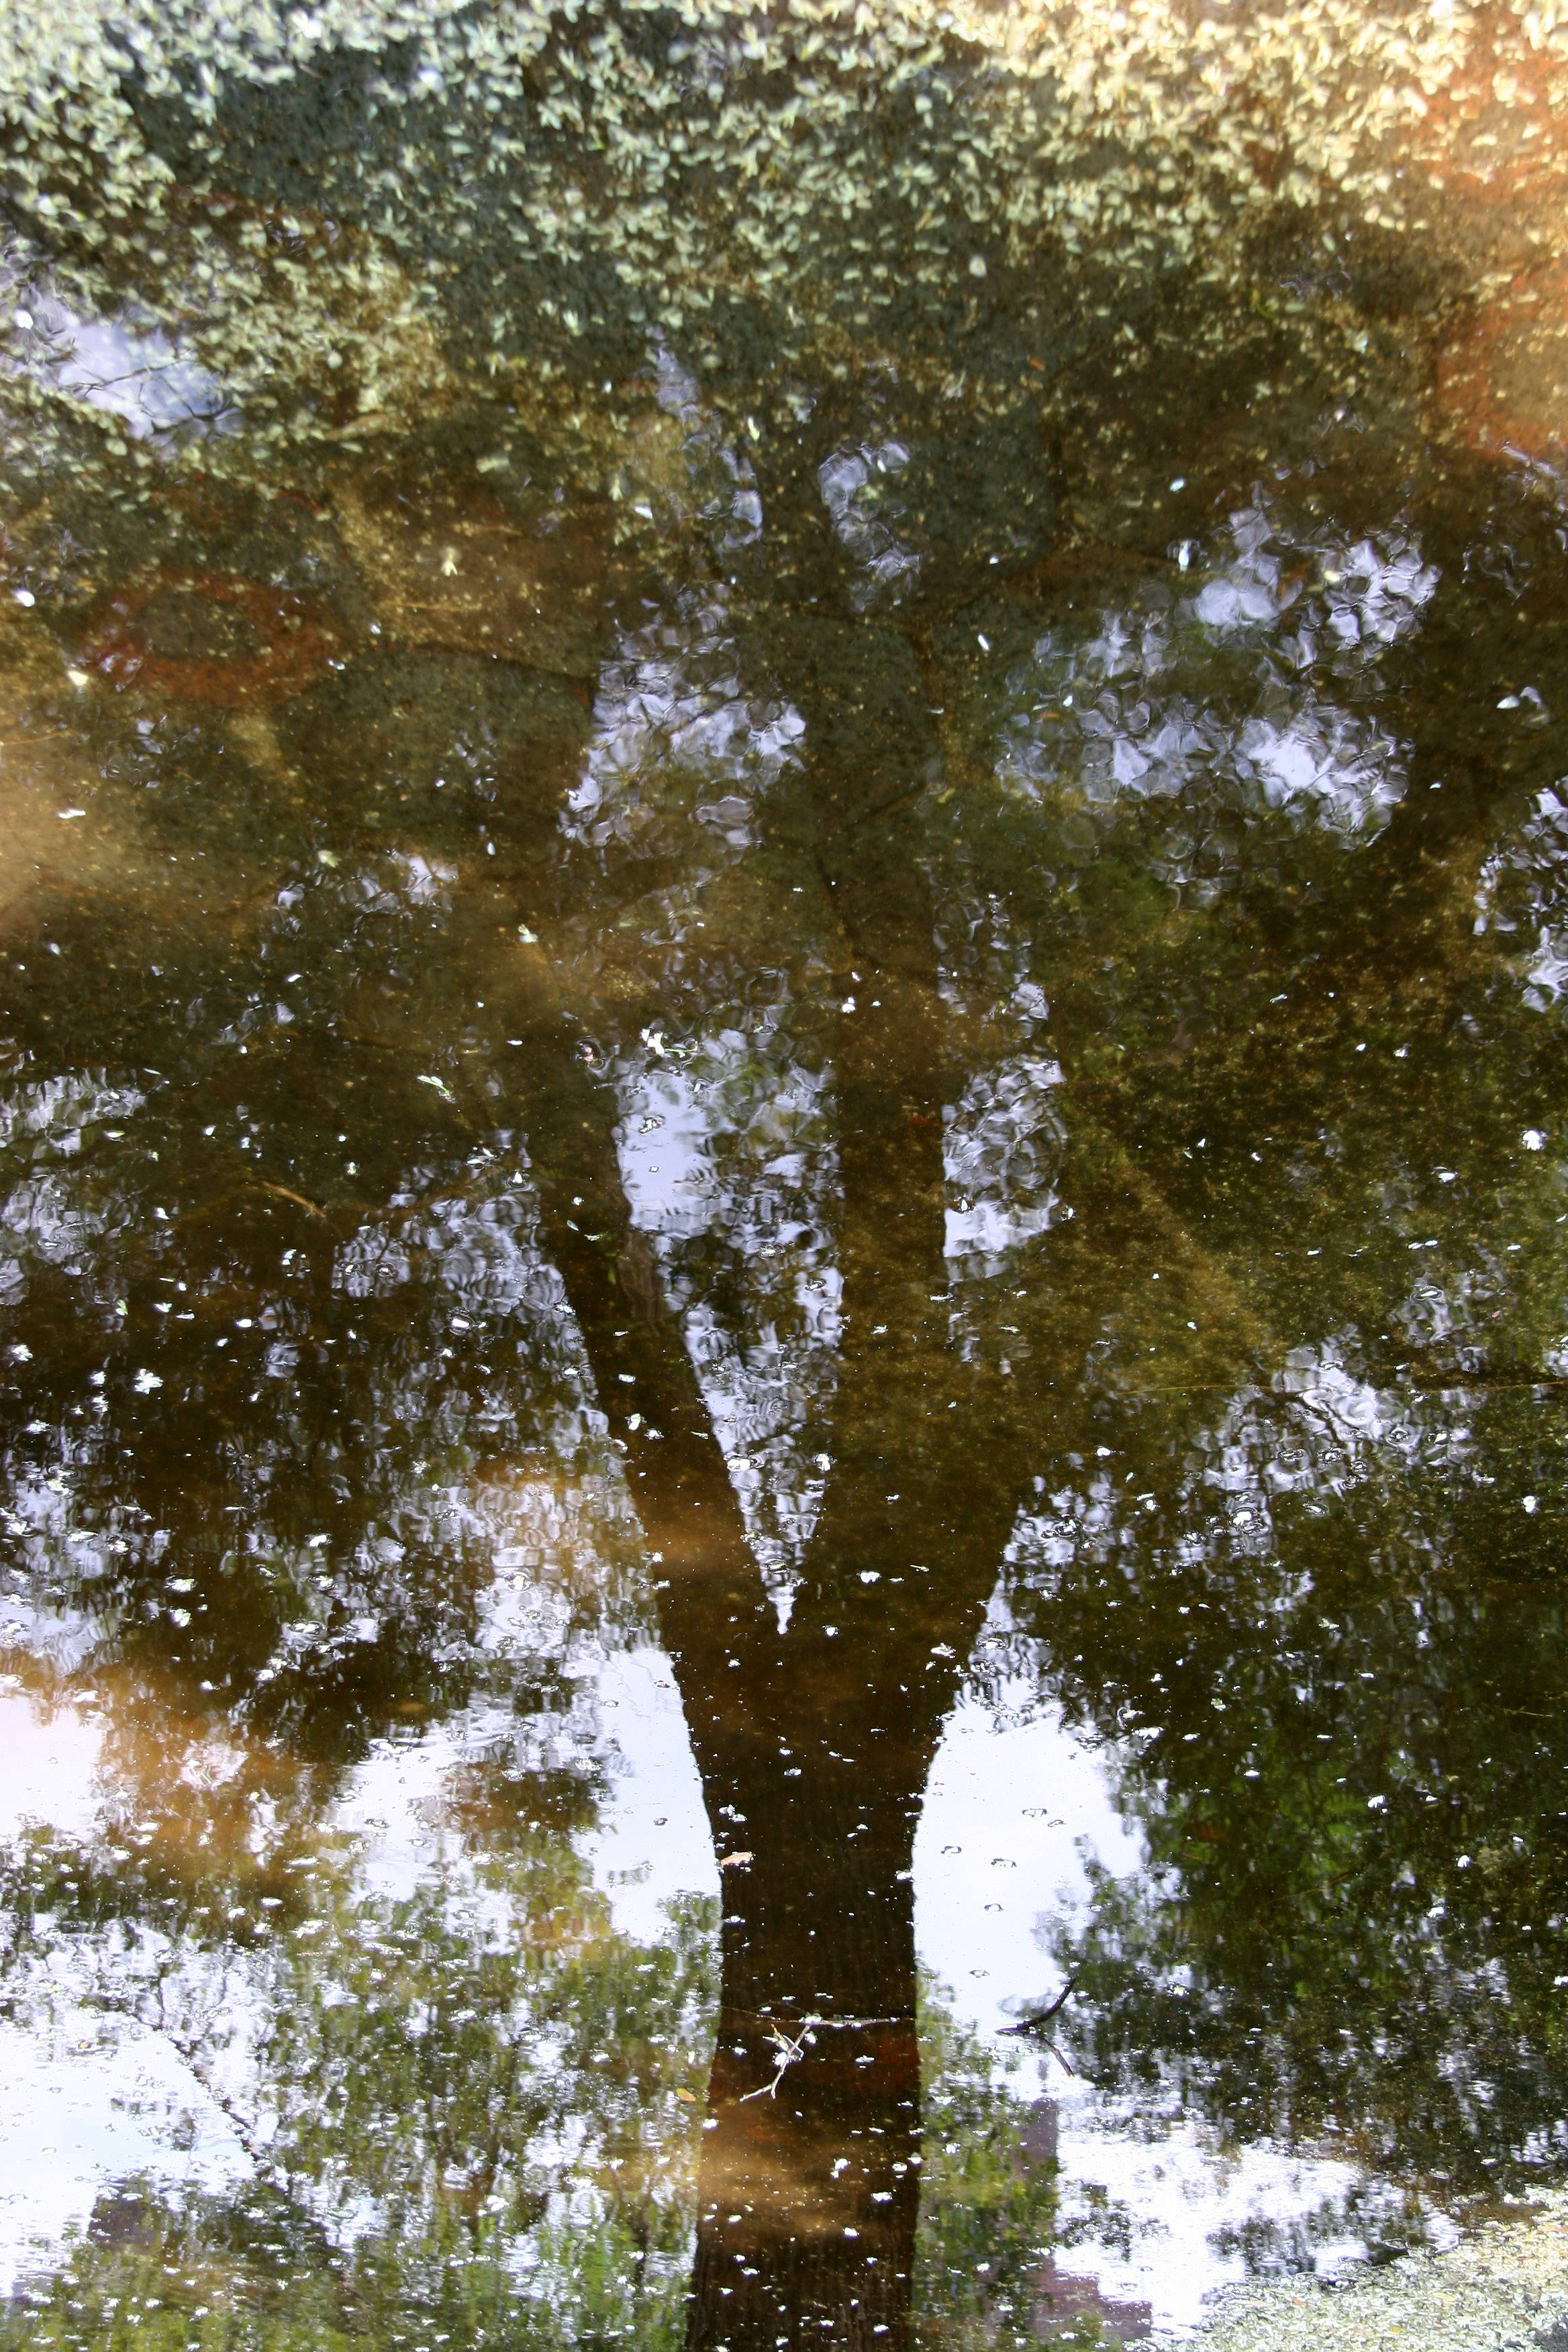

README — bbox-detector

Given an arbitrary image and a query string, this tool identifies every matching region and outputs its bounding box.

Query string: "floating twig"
[999,1976,1077,2072]
[257,1180,327,1219]
[738,2017,820,2102]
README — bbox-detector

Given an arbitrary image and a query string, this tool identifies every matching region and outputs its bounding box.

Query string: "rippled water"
[1,3,1568,2346]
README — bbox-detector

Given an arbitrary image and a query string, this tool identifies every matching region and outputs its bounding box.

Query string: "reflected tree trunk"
[497,562,1039,2341]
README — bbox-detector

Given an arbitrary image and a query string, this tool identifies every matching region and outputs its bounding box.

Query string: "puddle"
[2,5,1568,2347]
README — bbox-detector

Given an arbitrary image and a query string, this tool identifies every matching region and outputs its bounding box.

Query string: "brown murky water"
[1,4,1568,2346]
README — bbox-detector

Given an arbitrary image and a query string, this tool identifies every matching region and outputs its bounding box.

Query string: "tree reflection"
[1,3,1568,2345]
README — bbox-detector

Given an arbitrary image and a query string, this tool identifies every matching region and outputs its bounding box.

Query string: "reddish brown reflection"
[81,571,337,705]
[1438,259,1568,462]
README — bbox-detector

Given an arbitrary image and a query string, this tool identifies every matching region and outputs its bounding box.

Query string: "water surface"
[1,3,1568,2345]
